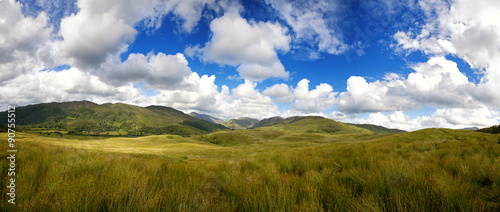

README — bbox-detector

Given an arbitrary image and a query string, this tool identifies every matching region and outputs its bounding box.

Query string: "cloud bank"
[1,0,499,131]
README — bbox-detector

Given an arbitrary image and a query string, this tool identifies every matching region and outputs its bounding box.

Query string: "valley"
[1,102,499,211]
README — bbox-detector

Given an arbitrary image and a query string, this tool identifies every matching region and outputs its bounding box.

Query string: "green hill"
[188,112,225,124]
[0,101,227,136]
[251,116,373,134]
[223,117,260,129]
[351,123,405,133]
[249,116,284,129]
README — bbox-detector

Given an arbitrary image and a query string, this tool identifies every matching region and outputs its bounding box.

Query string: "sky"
[1,0,500,131]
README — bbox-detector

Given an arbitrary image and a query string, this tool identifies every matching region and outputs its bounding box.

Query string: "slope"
[252,116,373,134]
[351,124,405,134]
[188,112,225,124]
[0,101,227,136]
[223,117,260,130]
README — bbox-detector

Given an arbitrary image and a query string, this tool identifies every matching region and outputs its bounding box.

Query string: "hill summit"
[0,101,227,136]
[250,116,373,134]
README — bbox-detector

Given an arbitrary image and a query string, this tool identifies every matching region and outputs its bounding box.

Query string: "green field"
[1,128,500,211]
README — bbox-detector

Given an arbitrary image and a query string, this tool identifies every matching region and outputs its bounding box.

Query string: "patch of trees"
[136,125,205,137]
[67,120,99,135]
[0,124,7,132]
[477,125,500,134]
[181,120,227,133]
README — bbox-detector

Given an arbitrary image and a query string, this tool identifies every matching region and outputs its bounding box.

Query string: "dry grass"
[1,129,499,211]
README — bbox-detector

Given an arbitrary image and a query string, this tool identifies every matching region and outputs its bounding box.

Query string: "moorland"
[1,101,499,211]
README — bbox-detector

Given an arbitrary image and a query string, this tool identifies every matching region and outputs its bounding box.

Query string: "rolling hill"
[250,116,374,134]
[0,101,227,136]
[223,117,260,130]
[351,123,406,133]
[188,112,225,124]
[249,116,284,129]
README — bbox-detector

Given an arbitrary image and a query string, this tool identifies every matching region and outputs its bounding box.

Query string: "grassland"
[1,128,500,211]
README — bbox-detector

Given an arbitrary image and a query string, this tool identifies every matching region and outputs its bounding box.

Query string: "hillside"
[249,116,284,129]
[351,123,406,133]
[188,112,224,124]
[477,125,500,134]
[251,116,373,134]
[0,101,227,136]
[223,117,260,130]
[5,125,499,211]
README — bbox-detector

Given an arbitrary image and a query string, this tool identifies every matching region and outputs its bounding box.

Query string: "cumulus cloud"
[155,73,219,112]
[393,0,500,107]
[264,79,336,114]
[265,0,348,56]
[263,83,292,101]
[3,0,499,131]
[57,0,228,69]
[349,106,499,131]
[57,0,167,68]
[191,12,291,81]
[100,52,194,91]
[227,80,281,118]
[0,0,53,82]
[336,57,481,113]
[0,68,142,109]
[156,79,281,120]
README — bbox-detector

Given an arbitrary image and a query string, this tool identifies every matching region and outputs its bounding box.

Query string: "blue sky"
[1,0,500,130]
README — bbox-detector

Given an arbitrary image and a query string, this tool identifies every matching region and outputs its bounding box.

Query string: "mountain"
[249,116,284,129]
[462,127,479,131]
[188,112,224,124]
[251,116,373,134]
[0,101,227,136]
[351,124,405,134]
[223,117,260,130]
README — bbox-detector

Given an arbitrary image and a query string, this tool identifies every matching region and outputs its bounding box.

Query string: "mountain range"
[1,101,405,136]
[0,101,226,136]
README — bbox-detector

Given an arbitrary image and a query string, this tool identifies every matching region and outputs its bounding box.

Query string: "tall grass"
[1,129,499,211]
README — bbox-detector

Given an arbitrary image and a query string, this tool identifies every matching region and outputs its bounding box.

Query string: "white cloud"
[292,79,336,113]
[263,83,292,101]
[193,12,291,81]
[264,79,337,114]
[237,62,288,82]
[336,56,481,113]
[155,72,219,112]
[57,0,167,68]
[99,52,193,90]
[351,111,419,131]
[393,0,500,107]
[56,0,226,69]
[164,0,214,32]
[265,0,348,56]
[0,68,142,109]
[163,0,244,32]
[146,53,192,89]
[164,79,281,120]
[0,0,53,82]
[350,107,499,131]
[227,80,281,118]
[151,77,281,120]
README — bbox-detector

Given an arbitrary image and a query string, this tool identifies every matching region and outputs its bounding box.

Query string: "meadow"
[1,128,499,211]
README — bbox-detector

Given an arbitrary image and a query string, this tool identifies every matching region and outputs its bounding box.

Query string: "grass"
[1,129,499,211]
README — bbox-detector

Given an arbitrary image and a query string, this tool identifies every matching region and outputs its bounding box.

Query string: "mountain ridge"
[188,112,225,124]
[1,101,407,135]
[0,101,227,136]
[223,117,260,130]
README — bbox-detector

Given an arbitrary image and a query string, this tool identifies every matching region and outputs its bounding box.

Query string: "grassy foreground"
[1,129,500,211]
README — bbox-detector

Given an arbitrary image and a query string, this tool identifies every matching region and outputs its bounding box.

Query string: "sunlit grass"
[1,129,499,211]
